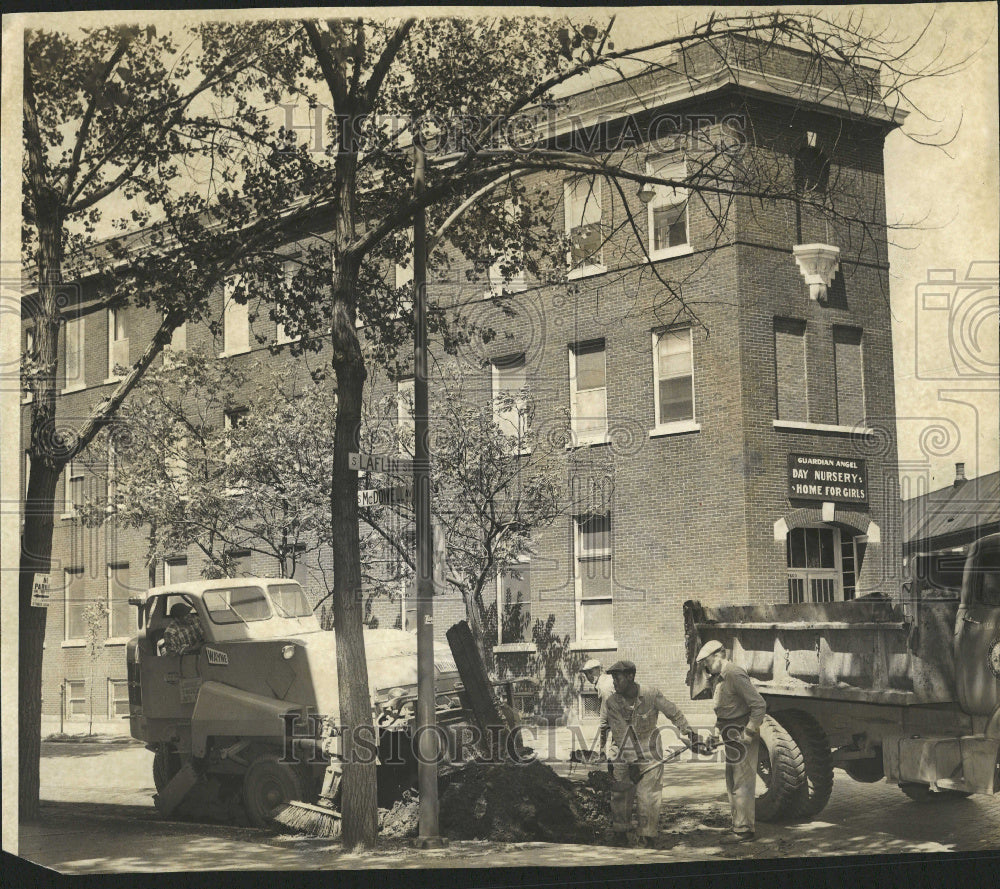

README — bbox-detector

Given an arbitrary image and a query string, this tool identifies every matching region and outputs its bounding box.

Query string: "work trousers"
[723,731,760,834]
[610,761,664,837]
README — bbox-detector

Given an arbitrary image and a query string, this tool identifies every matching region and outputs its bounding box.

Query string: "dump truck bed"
[684,595,960,706]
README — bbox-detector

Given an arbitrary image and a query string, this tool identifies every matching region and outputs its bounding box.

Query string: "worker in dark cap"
[161,601,204,656]
[696,639,767,843]
[601,660,697,847]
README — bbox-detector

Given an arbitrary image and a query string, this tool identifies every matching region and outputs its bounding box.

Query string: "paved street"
[13,737,1000,874]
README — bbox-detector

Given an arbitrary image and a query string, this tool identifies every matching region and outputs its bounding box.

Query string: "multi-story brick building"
[21,35,904,733]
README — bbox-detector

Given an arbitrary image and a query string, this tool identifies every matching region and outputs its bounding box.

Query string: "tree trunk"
[20,205,66,820]
[19,462,60,820]
[329,319,378,848]
[464,589,492,677]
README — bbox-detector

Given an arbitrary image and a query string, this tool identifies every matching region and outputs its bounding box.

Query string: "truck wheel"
[243,753,305,828]
[842,753,884,783]
[755,715,806,822]
[776,711,834,818]
[899,782,973,803]
[153,746,182,795]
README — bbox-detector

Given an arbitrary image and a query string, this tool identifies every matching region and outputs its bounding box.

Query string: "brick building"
[21,36,904,733]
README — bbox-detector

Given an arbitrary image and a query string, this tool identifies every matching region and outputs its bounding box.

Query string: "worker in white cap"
[579,658,615,757]
[696,639,767,844]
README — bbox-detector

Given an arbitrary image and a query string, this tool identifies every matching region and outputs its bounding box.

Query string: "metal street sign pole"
[412,139,444,847]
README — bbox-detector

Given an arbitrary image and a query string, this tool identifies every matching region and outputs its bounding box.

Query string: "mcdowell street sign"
[349,452,414,473]
[358,485,414,508]
[788,453,868,504]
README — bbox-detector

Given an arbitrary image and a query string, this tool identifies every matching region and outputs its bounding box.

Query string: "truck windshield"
[203,586,272,624]
[268,582,313,618]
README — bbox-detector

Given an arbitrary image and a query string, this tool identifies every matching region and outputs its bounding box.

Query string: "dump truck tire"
[776,711,834,818]
[153,746,182,795]
[899,782,973,803]
[243,753,305,827]
[755,715,806,822]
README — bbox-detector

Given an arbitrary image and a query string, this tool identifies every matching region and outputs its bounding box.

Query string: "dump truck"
[127,577,476,826]
[684,532,1000,821]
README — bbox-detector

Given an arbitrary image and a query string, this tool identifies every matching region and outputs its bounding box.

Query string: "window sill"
[61,640,86,648]
[21,395,33,405]
[649,420,701,438]
[102,376,126,386]
[565,436,610,451]
[275,338,301,347]
[649,244,693,263]
[493,642,536,653]
[567,264,607,281]
[217,348,251,359]
[483,285,528,299]
[569,640,619,652]
[59,512,78,522]
[61,384,88,395]
[773,420,874,436]
[105,637,129,647]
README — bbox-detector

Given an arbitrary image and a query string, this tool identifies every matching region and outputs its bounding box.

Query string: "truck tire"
[755,715,806,822]
[776,711,834,818]
[842,752,884,783]
[153,746,182,795]
[899,782,973,803]
[243,753,305,828]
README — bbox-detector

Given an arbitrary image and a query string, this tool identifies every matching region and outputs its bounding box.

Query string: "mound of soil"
[439,760,600,843]
[379,761,604,843]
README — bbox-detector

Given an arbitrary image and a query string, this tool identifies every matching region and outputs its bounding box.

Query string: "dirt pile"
[378,761,605,843]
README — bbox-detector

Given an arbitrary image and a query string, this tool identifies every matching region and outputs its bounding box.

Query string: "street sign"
[31,573,50,608]
[358,485,414,508]
[350,452,414,473]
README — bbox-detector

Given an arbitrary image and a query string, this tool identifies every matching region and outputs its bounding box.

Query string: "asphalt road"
[14,738,1000,874]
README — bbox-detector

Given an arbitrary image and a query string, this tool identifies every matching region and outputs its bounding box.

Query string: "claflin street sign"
[357,485,414,508]
[349,452,414,473]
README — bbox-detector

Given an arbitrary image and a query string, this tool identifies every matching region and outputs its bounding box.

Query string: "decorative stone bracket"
[793,243,841,301]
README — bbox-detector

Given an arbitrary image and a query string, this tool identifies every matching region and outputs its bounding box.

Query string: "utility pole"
[412,139,445,848]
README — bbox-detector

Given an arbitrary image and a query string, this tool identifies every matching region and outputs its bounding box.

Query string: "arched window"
[786,526,866,603]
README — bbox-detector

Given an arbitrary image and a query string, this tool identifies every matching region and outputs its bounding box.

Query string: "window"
[786,526,864,603]
[63,568,86,641]
[794,140,831,244]
[774,318,808,422]
[395,228,414,289]
[485,200,527,296]
[64,459,84,516]
[227,549,252,577]
[276,262,299,345]
[222,275,250,355]
[834,326,865,428]
[164,557,188,585]
[646,158,689,257]
[108,679,130,718]
[224,409,249,494]
[65,679,86,720]
[165,424,189,493]
[498,562,531,645]
[63,315,85,390]
[108,562,132,639]
[397,378,415,456]
[164,314,186,356]
[575,513,613,641]
[569,341,607,445]
[565,177,604,274]
[107,307,129,379]
[492,355,528,444]
[653,327,694,426]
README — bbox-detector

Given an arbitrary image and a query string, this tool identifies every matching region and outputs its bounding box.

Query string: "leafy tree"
[82,598,109,737]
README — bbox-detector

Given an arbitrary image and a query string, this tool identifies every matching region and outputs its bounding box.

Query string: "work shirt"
[711,661,766,732]
[162,614,205,656]
[602,684,692,762]
[594,672,615,740]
